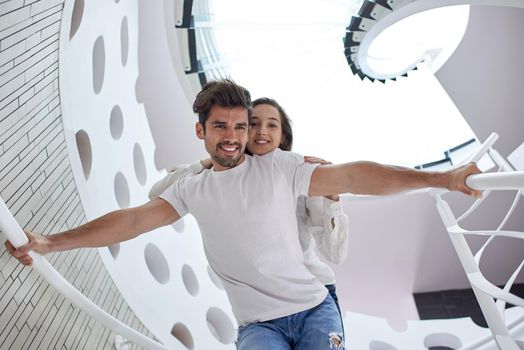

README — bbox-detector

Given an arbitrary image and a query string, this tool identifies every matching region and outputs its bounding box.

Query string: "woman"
[149,97,349,326]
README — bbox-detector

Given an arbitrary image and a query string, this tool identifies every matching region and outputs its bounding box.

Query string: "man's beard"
[213,154,242,168]
[213,142,244,168]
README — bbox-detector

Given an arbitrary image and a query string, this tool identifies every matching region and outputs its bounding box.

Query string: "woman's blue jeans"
[325,283,345,338]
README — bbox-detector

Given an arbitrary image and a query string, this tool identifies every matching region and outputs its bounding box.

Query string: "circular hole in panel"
[171,323,194,350]
[108,244,120,259]
[207,265,224,290]
[135,76,143,103]
[206,307,235,344]
[144,243,170,284]
[69,0,84,39]
[171,218,185,233]
[109,105,124,141]
[120,17,129,66]
[92,36,105,94]
[114,172,130,208]
[424,333,462,349]
[369,341,398,350]
[133,143,147,185]
[110,105,124,140]
[75,130,92,180]
[182,264,199,297]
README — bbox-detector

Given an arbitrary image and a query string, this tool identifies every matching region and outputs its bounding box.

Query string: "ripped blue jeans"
[236,294,345,350]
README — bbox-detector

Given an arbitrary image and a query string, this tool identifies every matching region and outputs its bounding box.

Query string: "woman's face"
[247,104,284,156]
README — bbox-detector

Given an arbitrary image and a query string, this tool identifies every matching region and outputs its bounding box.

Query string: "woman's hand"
[200,158,213,169]
[304,156,340,201]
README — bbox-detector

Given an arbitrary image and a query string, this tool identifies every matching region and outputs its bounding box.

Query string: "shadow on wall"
[135,0,207,170]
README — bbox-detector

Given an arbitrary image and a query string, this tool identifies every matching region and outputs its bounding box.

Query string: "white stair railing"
[0,196,173,350]
[432,132,524,350]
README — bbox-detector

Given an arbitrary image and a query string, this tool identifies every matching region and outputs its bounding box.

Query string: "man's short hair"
[193,79,252,130]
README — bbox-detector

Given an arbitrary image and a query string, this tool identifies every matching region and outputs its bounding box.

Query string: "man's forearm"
[7,199,179,265]
[350,162,449,195]
[309,161,480,197]
[48,209,140,253]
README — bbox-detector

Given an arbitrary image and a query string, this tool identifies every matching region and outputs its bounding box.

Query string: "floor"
[414,284,524,349]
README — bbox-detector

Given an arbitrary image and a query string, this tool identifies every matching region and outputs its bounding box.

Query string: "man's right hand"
[4,231,50,266]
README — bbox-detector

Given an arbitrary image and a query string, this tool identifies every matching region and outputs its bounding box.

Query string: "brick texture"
[0,1,152,349]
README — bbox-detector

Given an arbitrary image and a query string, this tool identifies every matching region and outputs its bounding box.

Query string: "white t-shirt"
[150,156,350,286]
[160,149,328,325]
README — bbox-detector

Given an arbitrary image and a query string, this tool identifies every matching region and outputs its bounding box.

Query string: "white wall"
[436,5,524,158]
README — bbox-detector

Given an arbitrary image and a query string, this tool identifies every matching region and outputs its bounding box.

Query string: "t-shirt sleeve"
[159,178,189,217]
[273,149,319,198]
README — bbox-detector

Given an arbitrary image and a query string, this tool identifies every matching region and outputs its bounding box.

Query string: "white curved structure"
[58,0,236,348]
[353,0,524,80]
[433,134,524,349]
[1,1,524,349]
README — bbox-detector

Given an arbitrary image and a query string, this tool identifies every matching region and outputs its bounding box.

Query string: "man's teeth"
[221,145,238,151]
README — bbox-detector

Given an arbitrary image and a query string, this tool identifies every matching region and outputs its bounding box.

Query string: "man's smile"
[217,143,241,156]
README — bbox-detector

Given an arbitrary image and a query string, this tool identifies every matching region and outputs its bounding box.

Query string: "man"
[5,79,481,350]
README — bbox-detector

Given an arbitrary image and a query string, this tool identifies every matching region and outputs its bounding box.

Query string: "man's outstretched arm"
[308,161,482,197]
[5,199,180,266]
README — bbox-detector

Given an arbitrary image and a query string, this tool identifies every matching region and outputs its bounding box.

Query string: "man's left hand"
[447,162,482,197]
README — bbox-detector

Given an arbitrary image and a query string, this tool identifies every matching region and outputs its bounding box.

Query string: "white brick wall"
[0,1,152,349]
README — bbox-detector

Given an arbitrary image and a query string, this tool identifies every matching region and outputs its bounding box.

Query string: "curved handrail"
[466,171,524,190]
[0,196,172,350]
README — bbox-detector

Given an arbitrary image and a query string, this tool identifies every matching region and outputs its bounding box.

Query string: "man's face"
[196,105,249,171]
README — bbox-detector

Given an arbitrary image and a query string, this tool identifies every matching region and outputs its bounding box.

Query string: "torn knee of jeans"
[329,332,344,349]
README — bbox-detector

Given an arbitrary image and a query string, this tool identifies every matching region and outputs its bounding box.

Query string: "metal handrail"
[466,171,524,191]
